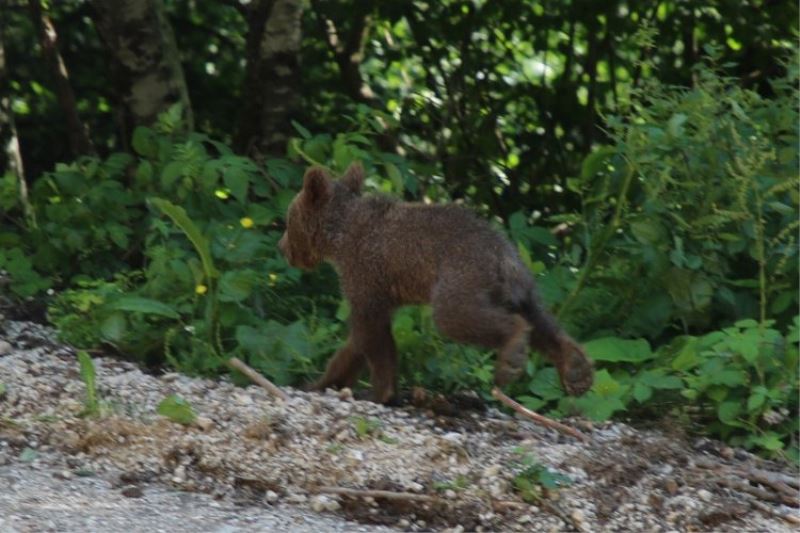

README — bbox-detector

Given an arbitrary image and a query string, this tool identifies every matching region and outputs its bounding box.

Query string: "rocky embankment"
[1,320,797,532]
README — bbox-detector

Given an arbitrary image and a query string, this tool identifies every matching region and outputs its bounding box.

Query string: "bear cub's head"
[278,163,364,270]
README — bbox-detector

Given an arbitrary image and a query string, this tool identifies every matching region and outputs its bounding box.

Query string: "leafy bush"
[1,60,797,461]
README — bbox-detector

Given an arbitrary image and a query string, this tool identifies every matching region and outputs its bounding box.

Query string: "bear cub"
[278,163,593,404]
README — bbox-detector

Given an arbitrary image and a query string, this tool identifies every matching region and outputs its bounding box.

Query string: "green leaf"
[710,369,747,387]
[291,120,312,139]
[633,382,653,403]
[100,312,127,342]
[580,146,616,179]
[667,113,688,137]
[630,219,666,245]
[150,198,217,281]
[518,395,546,411]
[109,296,180,319]
[747,391,766,412]
[717,401,742,424]
[162,161,186,189]
[131,127,157,158]
[78,350,99,416]
[223,167,250,203]
[574,392,626,421]
[135,160,154,184]
[385,162,404,192]
[583,337,654,363]
[638,370,683,389]
[19,447,38,462]
[536,468,572,490]
[218,270,256,302]
[750,432,785,451]
[157,395,197,425]
[529,368,564,401]
[671,337,700,371]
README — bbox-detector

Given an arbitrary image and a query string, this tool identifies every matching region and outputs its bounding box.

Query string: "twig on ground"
[318,486,438,503]
[491,387,589,442]
[715,477,798,507]
[695,456,799,506]
[227,357,288,401]
[750,499,800,525]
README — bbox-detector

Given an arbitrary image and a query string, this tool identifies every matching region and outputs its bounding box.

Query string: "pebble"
[194,417,214,431]
[697,489,713,502]
[264,490,279,503]
[0,340,12,355]
[286,493,307,504]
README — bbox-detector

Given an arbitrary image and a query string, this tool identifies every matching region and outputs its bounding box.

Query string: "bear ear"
[302,166,332,207]
[340,162,364,194]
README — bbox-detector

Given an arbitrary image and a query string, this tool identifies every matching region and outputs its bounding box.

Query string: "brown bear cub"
[278,163,594,404]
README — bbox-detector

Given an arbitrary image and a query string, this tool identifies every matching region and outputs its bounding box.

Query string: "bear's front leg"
[349,308,397,404]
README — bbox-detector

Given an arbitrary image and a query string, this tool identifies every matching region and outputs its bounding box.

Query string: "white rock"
[264,490,279,503]
[697,489,713,502]
[311,495,332,513]
[0,340,12,355]
[286,493,307,504]
[483,464,501,478]
[407,481,424,492]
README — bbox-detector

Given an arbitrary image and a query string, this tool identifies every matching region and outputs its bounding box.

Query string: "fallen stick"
[715,477,798,507]
[695,457,798,502]
[491,387,589,442]
[318,486,438,503]
[227,357,289,401]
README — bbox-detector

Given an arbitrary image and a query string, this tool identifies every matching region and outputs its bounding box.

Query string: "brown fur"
[278,163,594,403]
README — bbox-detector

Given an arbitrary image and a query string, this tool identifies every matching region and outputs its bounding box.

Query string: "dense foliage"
[0,1,797,461]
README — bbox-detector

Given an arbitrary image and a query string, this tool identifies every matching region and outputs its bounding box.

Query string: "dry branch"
[318,486,438,503]
[491,387,589,442]
[715,477,798,507]
[227,357,288,401]
[750,499,800,525]
[695,456,799,506]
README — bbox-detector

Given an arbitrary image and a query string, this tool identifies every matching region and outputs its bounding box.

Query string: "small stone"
[311,495,331,513]
[0,340,11,355]
[697,489,713,502]
[483,464,501,478]
[517,514,532,524]
[286,493,307,504]
[571,509,585,523]
[194,416,214,431]
[264,490,279,503]
[338,387,353,400]
[664,479,679,495]
[121,485,144,498]
[54,470,73,480]
[444,489,456,499]
[172,465,186,484]
[719,446,735,460]
[398,519,410,528]
[407,481,424,492]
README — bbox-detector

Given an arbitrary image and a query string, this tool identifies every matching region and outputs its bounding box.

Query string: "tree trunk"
[0,10,34,226]
[89,0,193,143]
[234,0,303,159]
[28,0,94,157]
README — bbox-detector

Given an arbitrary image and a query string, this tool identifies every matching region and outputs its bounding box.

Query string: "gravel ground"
[1,320,798,532]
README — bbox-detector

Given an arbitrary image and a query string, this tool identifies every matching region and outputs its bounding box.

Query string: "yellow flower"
[268,272,278,286]
[240,217,254,229]
[195,284,208,295]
